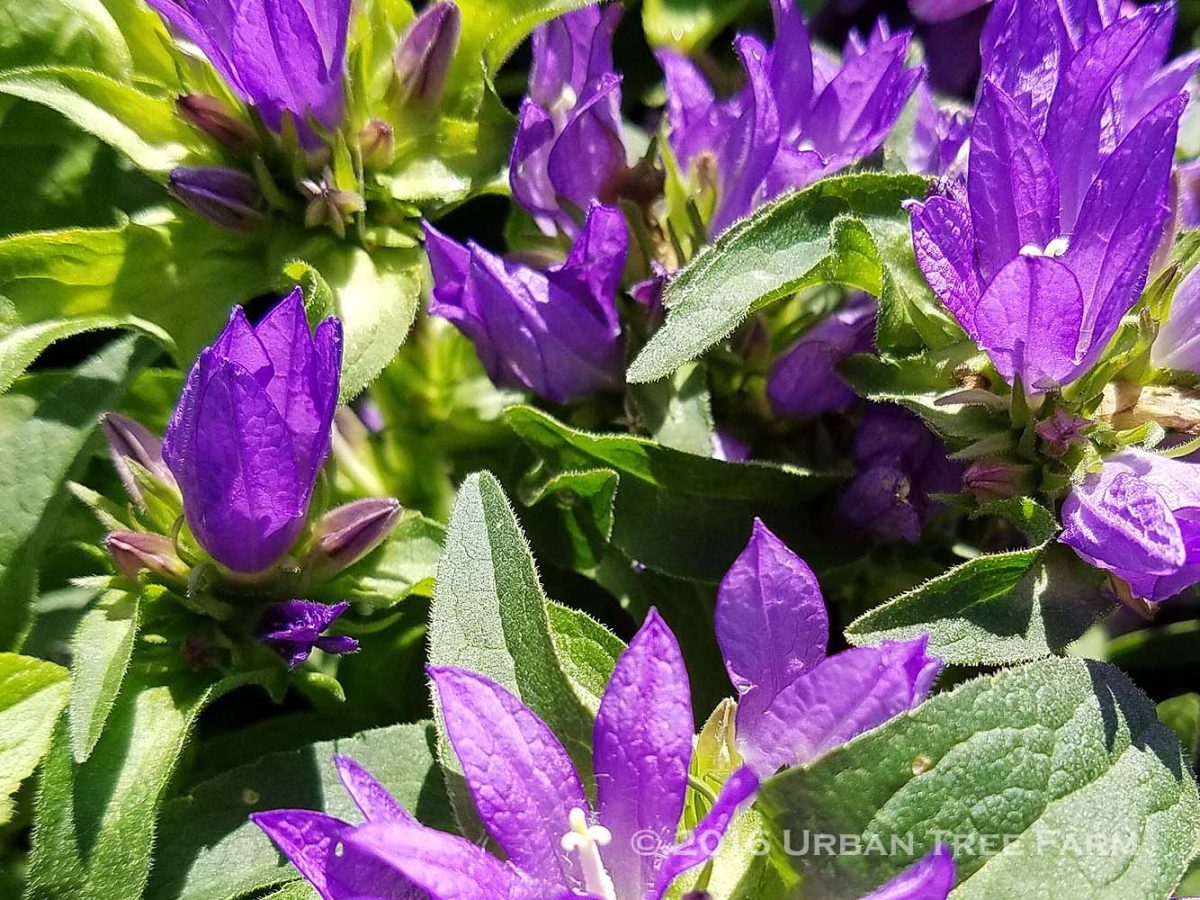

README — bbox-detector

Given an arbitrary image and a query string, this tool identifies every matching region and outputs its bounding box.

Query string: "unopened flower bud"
[101,413,174,508]
[176,94,257,154]
[963,461,1033,504]
[105,531,188,581]
[306,498,402,578]
[358,119,395,168]
[168,166,265,232]
[393,2,461,109]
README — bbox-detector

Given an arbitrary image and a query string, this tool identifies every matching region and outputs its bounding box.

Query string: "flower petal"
[594,609,693,899]
[251,809,349,899]
[648,766,761,900]
[716,519,828,702]
[428,666,586,890]
[968,82,1060,283]
[972,254,1085,389]
[907,195,982,336]
[333,755,415,825]
[862,845,956,900]
[738,638,940,775]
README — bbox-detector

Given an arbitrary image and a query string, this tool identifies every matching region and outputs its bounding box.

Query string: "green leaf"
[285,240,424,402]
[1158,693,1200,768]
[846,544,1114,666]
[507,405,838,580]
[427,471,597,776]
[28,670,261,900]
[758,657,1200,899]
[0,216,274,393]
[146,722,453,900]
[642,0,752,52]
[0,336,152,647]
[0,653,68,825]
[629,360,715,457]
[627,173,930,383]
[545,602,622,710]
[0,0,131,72]
[0,67,211,176]
[67,588,140,763]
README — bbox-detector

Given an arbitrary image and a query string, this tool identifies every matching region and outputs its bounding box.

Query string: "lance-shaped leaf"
[758,657,1200,899]
[68,588,141,763]
[0,653,68,825]
[627,172,931,383]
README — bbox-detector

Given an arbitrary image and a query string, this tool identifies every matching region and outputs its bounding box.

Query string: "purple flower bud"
[836,405,963,543]
[1060,449,1200,602]
[258,600,358,669]
[163,289,342,574]
[962,460,1033,503]
[147,0,350,145]
[105,531,187,581]
[392,1,461,109]
[100,413,175,508]
[168,166,265,233]
[1035,409,1089,455]
[176,94,257,154]
[357,119,395,168]
[1152,264,1200,373]
[305,498,402,579]
[768,294,876,418]
[510,5,627,237]
[424,203,628,404]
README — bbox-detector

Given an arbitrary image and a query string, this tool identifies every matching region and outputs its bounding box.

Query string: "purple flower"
[510,4,626,237]
[168,166,265,232]
[146,0,350,144]
[716,519,942,776]
[862,845,956,899]
[909,79,1185,390]
[836,405,963,543]
[909,0,990,23]
[768,293,875,418]
[1179,159,1200,228]
[1152,264,1200,373]
[424,203,628,404]
[1035,409,1090,456]
[659,0,921,233]
[981,0,1197,214]
[1060,449,1200,602]
[392,1,461,110]
[254,611,759,898]
[163,289,342,573]
[907,84,969,176]
[258,600,358,668]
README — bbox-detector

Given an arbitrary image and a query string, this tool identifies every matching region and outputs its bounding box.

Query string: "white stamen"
[1019,236,1070,258]
[560,807,617,900]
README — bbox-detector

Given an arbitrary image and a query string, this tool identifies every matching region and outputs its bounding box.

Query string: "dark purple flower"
[146,0,350,144]
[836,405,963,543]
[768,293,875,418]
[1060,449,1200,602]
[1153,264,1200,373]
[392,1,461,109]
[163,288,342,573]
[258,600,358,668]
[659,0,921,233]
[510,4,626,236]
[1035,409,1090,456]
[909,79,1185,390]
[907,84,969,176]
[167,166,265,232]
[909,0,989,23]
[862,845,956,899]
[716,519,942,776]
[962,460,1034,503]
[424,203,628,404]
[254,611,759,898]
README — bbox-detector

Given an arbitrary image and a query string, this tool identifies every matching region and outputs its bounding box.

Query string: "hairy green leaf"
[68,588,140,763]
[0,653,68,825]
[759,658,1200,899]
[846,544,1113,666]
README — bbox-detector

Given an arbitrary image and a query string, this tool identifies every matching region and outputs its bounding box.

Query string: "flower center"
[560,807,617,900]
[1019,236,1070,258]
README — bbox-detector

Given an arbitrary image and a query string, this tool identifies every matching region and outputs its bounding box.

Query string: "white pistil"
[1019,236,1070,258]
[560,807,617,900]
